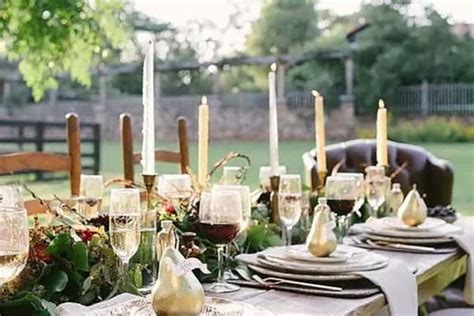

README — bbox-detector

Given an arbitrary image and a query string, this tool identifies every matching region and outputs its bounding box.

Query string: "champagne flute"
[200,190,242,293]
[0,185,24,208]
[0,206,29,286]
[80,174,104,219]
[325,176,358,242]
[278,174,302,246]
[109,189,141,285]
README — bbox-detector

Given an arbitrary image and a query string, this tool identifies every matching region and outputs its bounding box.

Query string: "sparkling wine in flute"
[326,199,356,216]
[278,193,302,227]
[200,222,241,244]
[0,250,28,284]
[110,214,141,260]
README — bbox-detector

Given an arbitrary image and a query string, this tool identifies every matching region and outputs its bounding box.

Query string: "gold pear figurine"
[151,247,205,316]
[306,198,337,257]
[397,184,427,227]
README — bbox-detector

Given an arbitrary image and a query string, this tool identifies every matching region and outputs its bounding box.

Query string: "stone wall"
[3,94,357,141]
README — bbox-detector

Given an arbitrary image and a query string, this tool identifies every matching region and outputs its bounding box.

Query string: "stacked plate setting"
[352,217,463,252]
[235,244,393,297]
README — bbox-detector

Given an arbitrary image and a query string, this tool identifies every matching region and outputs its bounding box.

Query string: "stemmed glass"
[109,189,141,286]
[325,176,358,242]
[278,174,302,246]
[334,173,365,216]
[0,185,24,208]
[0,206,29,286]
[300,191,312,238]
[365,166,388,218]
[158,174,192,208]
[80,175,104,219]
[200,190,242,293]
[221,166,243,185]
[259,166,287,191]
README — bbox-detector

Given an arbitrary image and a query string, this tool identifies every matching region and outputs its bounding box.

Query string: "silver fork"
[251,274,343,292]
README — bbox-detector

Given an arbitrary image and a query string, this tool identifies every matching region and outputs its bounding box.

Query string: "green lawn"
[4,141,474,215]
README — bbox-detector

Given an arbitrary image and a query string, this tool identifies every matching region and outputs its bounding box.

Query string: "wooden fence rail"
[0,119,100,180]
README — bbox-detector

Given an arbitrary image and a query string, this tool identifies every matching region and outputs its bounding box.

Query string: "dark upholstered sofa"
[302,139,454,207]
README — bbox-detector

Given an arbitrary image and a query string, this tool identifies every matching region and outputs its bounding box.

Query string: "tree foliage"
[246,0,318,56]
[0,0,129,100]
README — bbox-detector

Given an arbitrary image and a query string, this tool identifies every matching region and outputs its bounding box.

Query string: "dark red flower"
[76,228,97,242]
[29,241,53,263]
[165,203,176,215]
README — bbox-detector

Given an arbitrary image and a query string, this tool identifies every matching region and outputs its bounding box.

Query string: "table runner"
[453,232,474,304]
[356,259,417,316]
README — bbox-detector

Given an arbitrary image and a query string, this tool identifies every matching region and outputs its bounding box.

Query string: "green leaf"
[81,276,93,295]
[72,241,89,271]
[0,292,49,316]
[47,233,73,256]
[131,264,143,288]
[42,270,69,293]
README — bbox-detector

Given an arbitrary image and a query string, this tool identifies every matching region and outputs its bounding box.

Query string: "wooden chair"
[0,113,81,215]
[120,113,189,185]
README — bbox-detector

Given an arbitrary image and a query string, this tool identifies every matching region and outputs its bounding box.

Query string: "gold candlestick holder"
[316,170,327,194]
[269,175,281,224]
[142,174,157,210]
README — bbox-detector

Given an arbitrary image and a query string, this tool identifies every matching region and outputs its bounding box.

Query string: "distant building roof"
[451,23,474,37]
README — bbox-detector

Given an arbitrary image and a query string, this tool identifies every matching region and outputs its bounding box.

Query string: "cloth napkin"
[452,217,474,305]
[356,259,418,316]
[56,293,145,316]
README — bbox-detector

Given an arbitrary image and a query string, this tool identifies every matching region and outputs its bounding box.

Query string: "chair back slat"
[177,116,189,173]
[120,113,190,184]
[66,113,81,196]
[25,200,48,215]
[120,113,135,186]
[0,152,70,174]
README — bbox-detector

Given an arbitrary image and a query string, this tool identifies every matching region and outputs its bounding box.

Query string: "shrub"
[356,117,474,143]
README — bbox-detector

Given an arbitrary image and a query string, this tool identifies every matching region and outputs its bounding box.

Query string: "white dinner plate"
[383,217,446,232]
[286,248,351,264]
[362,233,455,244]
[247,264,362,281]
[365,218,462,239]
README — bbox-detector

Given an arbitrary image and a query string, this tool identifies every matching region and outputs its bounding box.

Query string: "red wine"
[327,199,355,216]
[200,222,241,244]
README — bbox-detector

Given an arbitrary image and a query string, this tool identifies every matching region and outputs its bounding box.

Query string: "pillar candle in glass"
[312,90,327,173]
[268,63,279,175]
[141,40,155,175]
[198,96,209,187]
[376,99,388,167]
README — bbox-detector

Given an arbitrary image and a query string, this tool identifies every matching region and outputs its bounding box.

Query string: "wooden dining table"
[213,217,472,315]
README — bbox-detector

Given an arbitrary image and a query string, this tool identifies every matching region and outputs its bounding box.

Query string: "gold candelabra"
[142,174,157,210]
[269,175,281,224]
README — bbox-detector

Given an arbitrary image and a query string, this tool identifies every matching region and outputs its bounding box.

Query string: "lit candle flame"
[378,99,385,109]
[270,63,277,72]
[201,95,208,105]
[312,90,320,97]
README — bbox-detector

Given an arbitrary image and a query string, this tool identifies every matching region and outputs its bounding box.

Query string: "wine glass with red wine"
[325,176,358,242]
[200,190,242,293]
